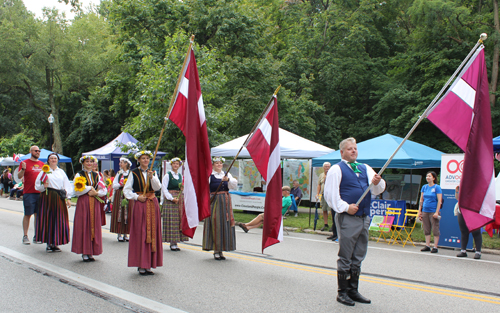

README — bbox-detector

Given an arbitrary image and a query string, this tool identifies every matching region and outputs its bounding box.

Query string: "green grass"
[234,210,500,249]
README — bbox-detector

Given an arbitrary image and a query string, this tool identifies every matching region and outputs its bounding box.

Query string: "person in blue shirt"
[418,171,442,253]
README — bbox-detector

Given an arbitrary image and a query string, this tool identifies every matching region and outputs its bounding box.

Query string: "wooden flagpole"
[142,35,195,196]
[209,85,281,204]
[355,35,486,206]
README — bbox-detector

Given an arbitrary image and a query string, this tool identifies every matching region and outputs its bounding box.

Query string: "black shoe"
[214,253,222,260]
[348,270,371,304]
[327,235,338,241]
[337,293,355,306]
[474,253,481,259]
[146,269,154,275]
[219,253,226,260]
[456,252,467,257]
[138,268,148,275]
[82,255,90,262]
[320,224,329,232]
[175,247,181,251]
[51,246,61,252]
[88,256,95,261]
[421,246,431,252]
[348,291,371,304]
[431,248,438,253]
[46,246,53,252]
[170,246,177,251]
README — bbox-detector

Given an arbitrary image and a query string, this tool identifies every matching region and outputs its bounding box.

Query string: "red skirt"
[71,194,103,255]
[128,197,163,269]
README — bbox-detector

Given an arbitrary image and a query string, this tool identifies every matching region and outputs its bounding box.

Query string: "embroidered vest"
[338,162,371,216]
[78,170,99,189]
[131,168,154,193]
[167,171,182,190]
[210,172,229,192]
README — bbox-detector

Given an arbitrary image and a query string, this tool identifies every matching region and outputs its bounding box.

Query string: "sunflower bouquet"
[105,178,112,186]
[41,164,52,195]
[74,176,87,192]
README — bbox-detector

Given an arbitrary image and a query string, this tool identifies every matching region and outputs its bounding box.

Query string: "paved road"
[1,197,499,312]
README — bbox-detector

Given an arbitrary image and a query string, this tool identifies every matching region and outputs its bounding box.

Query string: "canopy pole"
[355,38,484,206]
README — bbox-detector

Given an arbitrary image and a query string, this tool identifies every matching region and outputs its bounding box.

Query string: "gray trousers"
[335,213,370,272]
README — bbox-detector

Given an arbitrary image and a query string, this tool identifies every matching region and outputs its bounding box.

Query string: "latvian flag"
[169,48,212,238]
[246,95,283,251]
[427,45,495,231]
[13,154,20,163]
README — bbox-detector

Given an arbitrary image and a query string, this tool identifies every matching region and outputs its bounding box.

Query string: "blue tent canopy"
[19,149,72,163]
[493,135,500,153]
[82,132,166,160]
[312,134,443,169]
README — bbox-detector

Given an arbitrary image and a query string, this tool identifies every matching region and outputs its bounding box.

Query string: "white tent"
[0,157,19,166]
[211,128,334,158]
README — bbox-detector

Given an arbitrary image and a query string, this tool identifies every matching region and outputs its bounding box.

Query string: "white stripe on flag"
[267,143,280,181]
[278,217,283,242]
[258,119,272,146]
[179,77,189,99]
[479,173,496,219]
[198,94,206,126]
[451,79,476,109]
[183,158,200,228]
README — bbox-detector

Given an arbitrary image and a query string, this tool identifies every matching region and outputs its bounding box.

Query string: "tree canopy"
[1,0,499,169]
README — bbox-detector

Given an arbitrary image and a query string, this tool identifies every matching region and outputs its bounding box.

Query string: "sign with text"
[370,200,406,226]
[230,191,266,212]
[440,154,464,189]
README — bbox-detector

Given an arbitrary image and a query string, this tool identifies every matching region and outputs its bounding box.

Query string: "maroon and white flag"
[169,49,212,238]
[427,45,495,231]
[246,95,283,251]
[13,154,20,163]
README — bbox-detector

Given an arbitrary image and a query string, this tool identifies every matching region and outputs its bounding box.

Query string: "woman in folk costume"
[202,157,238,260]
[110,157,132,242]
[93,160,107,226]
[72,155,107,262]
[161,157,189,251]
[34,153,73,252]
[123,151,162,275]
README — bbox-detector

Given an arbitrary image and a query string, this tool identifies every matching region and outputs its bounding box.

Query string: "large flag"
[246,95,283,251]
[427,45,495,231]
[169,49,212,238]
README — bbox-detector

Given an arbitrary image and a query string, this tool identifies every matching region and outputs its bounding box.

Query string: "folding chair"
[401,209,420,247]
[376,208,401,244]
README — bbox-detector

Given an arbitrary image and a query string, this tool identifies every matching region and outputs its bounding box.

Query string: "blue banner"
[438,189,473,249]
[370,200,406,226]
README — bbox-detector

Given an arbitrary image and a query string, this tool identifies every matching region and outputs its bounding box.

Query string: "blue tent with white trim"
[312,134,443,169]
[19,149,72,163]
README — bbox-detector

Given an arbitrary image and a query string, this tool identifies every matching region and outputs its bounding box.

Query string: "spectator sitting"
[237,186,292,232]
[10,181,24,200]
[290,180,302,217]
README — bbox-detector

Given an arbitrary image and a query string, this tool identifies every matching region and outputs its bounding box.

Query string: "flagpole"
[143,35,195,196]
[355,35,486,206]
[209,85,281,205]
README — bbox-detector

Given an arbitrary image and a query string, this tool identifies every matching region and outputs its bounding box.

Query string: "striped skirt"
[202,191,236,252]
[35,189,70,246]
[110,188,132,235]
[161,190,189,243]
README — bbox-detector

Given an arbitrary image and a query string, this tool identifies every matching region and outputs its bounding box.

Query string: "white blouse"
[123,169,161,200]
[74,171,107,197]
[161,170,181,201]
[35,167,73,199]
[210,170,238,190]
[112,170,130,190]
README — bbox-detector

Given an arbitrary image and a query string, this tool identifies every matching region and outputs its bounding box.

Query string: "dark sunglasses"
[33,150,41,152]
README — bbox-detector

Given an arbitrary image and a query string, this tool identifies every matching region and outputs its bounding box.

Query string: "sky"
[22,0,101,20]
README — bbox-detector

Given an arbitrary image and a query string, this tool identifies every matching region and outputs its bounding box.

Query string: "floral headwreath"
[170,157,183,165]
[212,157,225,163]
[79,155,97,164]
[119,157,132,167]
[134,150,154,160]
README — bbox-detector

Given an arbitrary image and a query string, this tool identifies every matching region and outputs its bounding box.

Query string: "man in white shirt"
[324,137,386,306]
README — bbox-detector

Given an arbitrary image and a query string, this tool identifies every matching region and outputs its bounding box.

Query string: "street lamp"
[48,114,54,151]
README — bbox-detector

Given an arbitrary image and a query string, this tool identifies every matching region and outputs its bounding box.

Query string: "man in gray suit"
[324,137,386,306]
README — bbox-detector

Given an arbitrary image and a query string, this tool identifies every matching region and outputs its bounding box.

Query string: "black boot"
[337,271,355,306]
[348,269,371,304]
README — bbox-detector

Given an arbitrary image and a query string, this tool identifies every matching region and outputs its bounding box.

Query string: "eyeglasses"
[33,150,41,152]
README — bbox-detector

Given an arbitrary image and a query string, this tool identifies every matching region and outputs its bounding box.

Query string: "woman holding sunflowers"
[34,153,73,252]
[110,157,132,242]
[161,157,188,251]
[123,151,162,275]
[72,155,107,262]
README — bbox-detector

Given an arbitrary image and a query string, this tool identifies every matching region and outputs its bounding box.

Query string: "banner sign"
[439,154,473,249]
[230,191,266,212]
[370,200,406,226]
